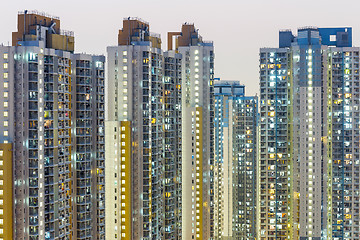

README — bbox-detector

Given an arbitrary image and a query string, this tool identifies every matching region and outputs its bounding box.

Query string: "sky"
[2,0,360,96]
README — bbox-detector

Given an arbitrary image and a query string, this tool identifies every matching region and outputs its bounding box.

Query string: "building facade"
[105,18,182,240]
[0,10,105,240]
[105,19,214,240]
[168,23,215,240]
[259,46,290,240]
[259,27,360,240]
[214,81,257,240]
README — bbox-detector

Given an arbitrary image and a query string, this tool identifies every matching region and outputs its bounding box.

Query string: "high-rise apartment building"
[168,23,215,240]
[213,81,257,240]
[259,27,360,240]
[105,19,214,240]
[0,10,105,240]
[105,18,182,240]
[259,46,291,240]
[72,54,106,239]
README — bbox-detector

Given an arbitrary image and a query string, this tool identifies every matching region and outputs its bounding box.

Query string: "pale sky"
[2,0,360,96]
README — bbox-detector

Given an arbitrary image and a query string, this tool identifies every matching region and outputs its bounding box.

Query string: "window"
[0,190,3,195]
[0,180,3,185]
[3,53,8,59]
[3,102,7,108]
[3,112,7,117]
[3,92,7,98]
[3,73,7,79]
[3,121,7,127]
[3,131,8,137]
[0,161,2,166]
[3,83,8,88]
[0,151,3,156]
[3,63,7,69]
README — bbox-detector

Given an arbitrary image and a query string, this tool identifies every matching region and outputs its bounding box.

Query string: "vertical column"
[195,107,203,240]
[0,143,13,240]
[326,52,333,239]
[120,121,131,239]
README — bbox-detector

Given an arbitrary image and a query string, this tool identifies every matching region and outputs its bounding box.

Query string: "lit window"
[0,219,3,224]
[3,102,7,108]
[3,131,8,137]
[0,228,3,234]
[3,122,7,127]
[123,58,127,63]
[3,53,8,59]
[0,151,2,156]
[3,112,7,117]
[3,73,8,79]
[3,63,7,69]
[3,92,7,98]
[123,51,127,56]
[3,83,8,88]
[0,180,3,185]
[0,161,2,166]
[0,190,3,195]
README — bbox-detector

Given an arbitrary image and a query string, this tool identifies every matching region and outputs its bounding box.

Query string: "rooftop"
[18,10,60,20]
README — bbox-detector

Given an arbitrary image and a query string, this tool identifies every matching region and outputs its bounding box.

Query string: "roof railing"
[123,17,149,25]
[279,29,292,32]
[18,10,60,20]
[148,32,161,39]
[298,26,318,31]
[60,30,74,37]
